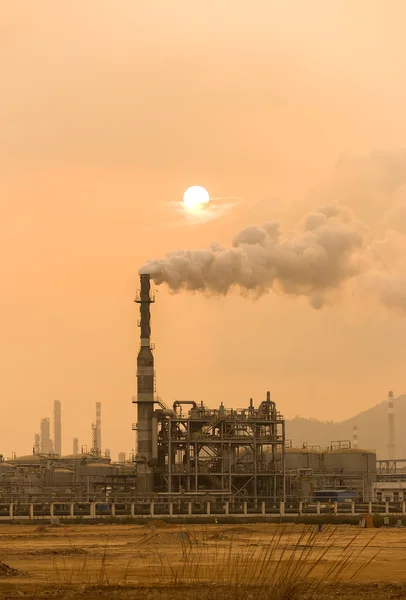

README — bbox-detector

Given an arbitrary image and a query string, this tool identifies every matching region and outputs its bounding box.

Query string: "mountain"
[285,394,406,459]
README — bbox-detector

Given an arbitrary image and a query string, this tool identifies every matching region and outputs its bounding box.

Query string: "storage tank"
[8,455,45,466]
[78,463,119,478]
[323,449,376,502]
[324,449,376,474]
[284,449,322,471]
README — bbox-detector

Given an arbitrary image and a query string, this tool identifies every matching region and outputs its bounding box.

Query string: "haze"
[1,1,406,457]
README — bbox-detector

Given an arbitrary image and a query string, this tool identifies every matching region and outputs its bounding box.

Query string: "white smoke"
[140,150,406,313]
[140,204,367,308]
[362,230,406,314]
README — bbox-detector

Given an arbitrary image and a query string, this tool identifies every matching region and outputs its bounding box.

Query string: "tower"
[40,418,53,454]
[73,437,79,455]
[96,402,101,454]
[133,273,155,493]
[91,423,99,456]
[53,400,62,456]
[388,390,395,460]
[352,425,358,450]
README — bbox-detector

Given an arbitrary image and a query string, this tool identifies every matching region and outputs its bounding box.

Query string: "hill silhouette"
[285,394,406,459]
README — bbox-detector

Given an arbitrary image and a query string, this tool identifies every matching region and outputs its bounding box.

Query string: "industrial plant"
[0,274,403,513]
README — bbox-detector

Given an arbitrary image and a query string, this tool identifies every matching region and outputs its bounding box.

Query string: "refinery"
[0,274,403,513]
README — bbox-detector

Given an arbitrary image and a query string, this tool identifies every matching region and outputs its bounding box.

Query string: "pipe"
[151,418,158,460]
[154,409,176,418]
[173,401,197,411]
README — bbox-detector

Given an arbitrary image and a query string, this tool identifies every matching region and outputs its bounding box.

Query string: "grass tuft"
[45,524,379,599]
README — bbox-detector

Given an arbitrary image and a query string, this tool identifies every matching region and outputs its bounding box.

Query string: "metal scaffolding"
[152,393,286,501]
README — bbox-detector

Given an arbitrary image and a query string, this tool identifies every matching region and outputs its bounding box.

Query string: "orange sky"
[1,1,406,458]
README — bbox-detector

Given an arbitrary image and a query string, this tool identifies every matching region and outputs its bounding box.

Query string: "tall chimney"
[91,423,98,456]
[96,402,101,454]
[388,390,395,460]
[34,433,40,455]
[40,418,53,454]
[133,273,155,493]
[53,400,62,456]
[73,437,79,455]
[352,426,358,450]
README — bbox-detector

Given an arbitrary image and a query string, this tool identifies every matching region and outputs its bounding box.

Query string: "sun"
[183,186,210,211]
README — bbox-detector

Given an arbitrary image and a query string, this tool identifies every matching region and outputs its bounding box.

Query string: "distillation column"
[53,400,62,456]
[134,274,155,493]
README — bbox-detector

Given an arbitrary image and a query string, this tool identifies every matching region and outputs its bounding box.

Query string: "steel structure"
[96,402,101,454]
[133,274,286,501]
[152,395,285,500]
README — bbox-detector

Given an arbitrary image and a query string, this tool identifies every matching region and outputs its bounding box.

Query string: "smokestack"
[53,400,61,456]
[91,423,98,456]
[34,433,40,455]
[133,273,155,493]
[388,390,395,459]
[40,418,53,454]
[73,437,79,455]
[96,402,101,454]
[352,426,358,450]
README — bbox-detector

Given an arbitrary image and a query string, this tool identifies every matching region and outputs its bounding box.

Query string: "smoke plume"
[141,150,406,313]
[140,204,367,308]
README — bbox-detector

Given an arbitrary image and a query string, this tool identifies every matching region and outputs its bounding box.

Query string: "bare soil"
[0,523,405,598]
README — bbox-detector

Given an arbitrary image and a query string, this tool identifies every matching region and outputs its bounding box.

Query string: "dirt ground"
[0,522,405,598]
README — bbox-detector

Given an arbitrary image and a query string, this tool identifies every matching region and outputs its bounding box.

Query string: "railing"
[0,500,405,521]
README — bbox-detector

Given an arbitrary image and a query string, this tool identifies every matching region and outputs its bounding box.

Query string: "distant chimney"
[53,400,62,456]
[40,418,53,454]
[96,402,101,454]
[388,391,395,459]
[34,433,40,455]
[352,426,358,450]
[73,437,79,455]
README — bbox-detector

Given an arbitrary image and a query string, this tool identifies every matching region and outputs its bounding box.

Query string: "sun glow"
[183,186,210,211]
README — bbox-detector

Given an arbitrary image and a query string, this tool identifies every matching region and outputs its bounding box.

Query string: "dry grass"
[44,524,379,599]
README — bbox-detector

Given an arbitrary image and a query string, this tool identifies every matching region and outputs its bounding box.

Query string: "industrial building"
[131,274,377,506]
[0,274,393,509]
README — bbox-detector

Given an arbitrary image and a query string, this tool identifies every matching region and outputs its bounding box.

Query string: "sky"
[1,0,406,458]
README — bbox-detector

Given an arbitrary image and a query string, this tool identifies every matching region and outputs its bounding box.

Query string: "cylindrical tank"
[324,449,376,474]
[284,449,322,471]
[78,463,119,478]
